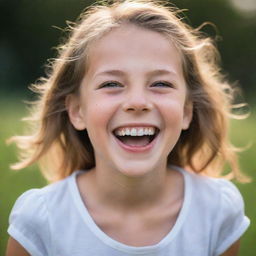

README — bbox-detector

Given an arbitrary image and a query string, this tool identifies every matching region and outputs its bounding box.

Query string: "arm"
[220,240,240,256]
[6,237,30,256]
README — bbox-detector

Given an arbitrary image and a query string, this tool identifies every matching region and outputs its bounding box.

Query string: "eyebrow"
[94,69,178,78]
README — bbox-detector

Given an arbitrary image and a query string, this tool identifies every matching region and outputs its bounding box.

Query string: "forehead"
[86,24,184,79]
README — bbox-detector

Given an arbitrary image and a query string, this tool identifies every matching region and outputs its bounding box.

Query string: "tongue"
[119,136,151,147]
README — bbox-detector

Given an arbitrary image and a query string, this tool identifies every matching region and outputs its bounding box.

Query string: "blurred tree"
[0,0,93,95]
[171,0,256,101]
[0,0,255,100]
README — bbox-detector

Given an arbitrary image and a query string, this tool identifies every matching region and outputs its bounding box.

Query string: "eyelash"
[98,81,174,89]
[150,81,173,88]
[99,81,123,88]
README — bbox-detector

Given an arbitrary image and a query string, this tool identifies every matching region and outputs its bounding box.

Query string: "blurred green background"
[0,0,255,254]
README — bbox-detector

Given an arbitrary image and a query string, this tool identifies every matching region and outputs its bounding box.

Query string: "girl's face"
[68,24,192,177]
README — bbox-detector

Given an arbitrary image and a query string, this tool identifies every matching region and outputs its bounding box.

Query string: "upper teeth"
[114,127,156,136]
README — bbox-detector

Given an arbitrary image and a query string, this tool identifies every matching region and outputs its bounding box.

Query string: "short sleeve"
[8,189,51,256]
[214,179,250,255]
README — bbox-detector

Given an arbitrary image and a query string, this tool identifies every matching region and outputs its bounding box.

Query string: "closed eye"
[150,81,174,88]
[99,81,123,89]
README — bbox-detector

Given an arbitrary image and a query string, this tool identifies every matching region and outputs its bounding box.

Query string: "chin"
[114,161,161,178]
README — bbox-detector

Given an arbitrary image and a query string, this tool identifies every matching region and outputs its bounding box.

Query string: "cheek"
[83,95,119,130]
[157,97,186,122]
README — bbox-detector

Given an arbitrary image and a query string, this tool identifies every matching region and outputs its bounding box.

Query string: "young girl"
[6,0,250,255]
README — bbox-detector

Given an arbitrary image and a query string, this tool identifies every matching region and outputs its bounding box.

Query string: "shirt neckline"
[68,166,192,254]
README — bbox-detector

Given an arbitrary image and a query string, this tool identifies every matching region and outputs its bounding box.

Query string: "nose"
[122,88,153,112]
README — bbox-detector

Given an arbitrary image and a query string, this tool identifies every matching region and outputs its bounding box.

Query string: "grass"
[0,98,255,255]
[0,98,47,253]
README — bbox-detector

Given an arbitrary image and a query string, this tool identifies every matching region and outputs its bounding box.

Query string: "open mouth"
[113,127,160,147]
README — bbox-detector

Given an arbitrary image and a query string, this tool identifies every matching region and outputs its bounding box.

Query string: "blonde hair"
[10,0,249,182]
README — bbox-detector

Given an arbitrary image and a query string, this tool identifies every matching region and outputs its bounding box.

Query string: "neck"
[86,162,173,211]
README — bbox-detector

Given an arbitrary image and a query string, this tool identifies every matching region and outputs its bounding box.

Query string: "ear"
[65,94,87,130]
[182,100,193,130]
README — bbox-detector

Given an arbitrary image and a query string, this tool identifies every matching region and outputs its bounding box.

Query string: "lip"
[112,123,160,153]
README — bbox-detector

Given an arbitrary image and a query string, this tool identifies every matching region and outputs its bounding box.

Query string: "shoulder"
[183,169,244,208]
[8,188,47,228]
[185,169,249,222]
[214,178,245,216]
[9,173,71,216]
[8,188,50,256]
[182,169,250,255]
[9,172,75,221]
[8,173,75,256]
[210,178,250,255]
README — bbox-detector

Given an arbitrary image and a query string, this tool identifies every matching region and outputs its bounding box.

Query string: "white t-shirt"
[8,167,250,256]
